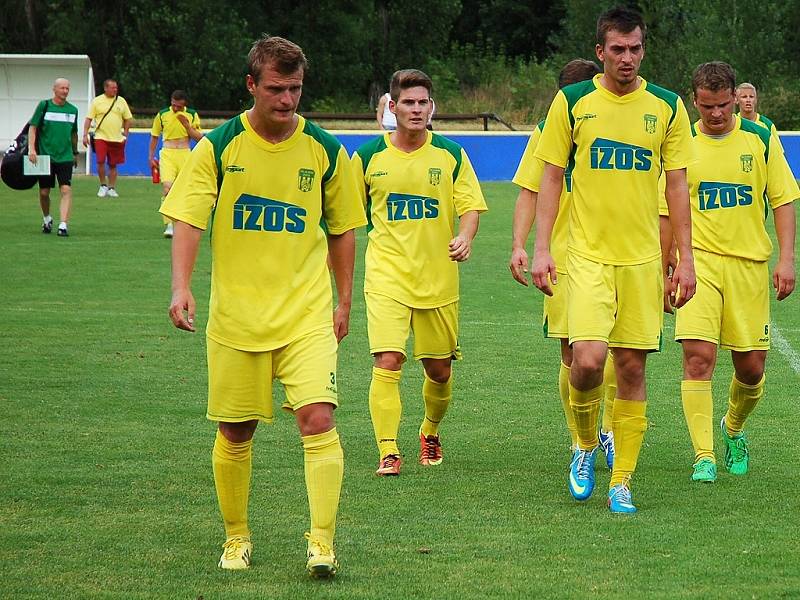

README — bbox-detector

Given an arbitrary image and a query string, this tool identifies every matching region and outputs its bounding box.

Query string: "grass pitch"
[1,177,799,599]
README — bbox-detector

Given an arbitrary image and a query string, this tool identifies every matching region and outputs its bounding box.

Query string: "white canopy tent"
[0,54,94,174]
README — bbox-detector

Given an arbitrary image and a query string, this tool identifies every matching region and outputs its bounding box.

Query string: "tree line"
[4,0,799,127]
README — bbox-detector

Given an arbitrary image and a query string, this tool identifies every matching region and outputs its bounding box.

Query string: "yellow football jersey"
[151,107,201,140]
[660,115,798,260]
[512,120,573,273]
[352,131,488,308]
[160,114,366,352]
[88,94,133,142]
[535,74,694,266]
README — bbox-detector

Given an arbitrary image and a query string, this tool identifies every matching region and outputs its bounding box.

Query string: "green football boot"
[720,417,749,475]
[691,458,717,482]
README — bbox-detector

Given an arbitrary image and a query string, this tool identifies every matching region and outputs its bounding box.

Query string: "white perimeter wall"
[0,54,94,171]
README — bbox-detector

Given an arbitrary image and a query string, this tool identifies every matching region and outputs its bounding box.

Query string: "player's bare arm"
[531,162,564,296]
[328,229,356,342]
[664,168,696,308]
[449,210,480,262]
[148,135,159,169]
[659,215,678,313]
[27,126,39,164]
[509,187,537,286]
[176,113,204,141]
[169,220,203,332]
[773,202,796,301]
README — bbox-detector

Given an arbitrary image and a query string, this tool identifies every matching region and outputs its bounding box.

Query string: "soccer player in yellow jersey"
[662,62,798,483]
[148,90,203,238]
[161,36,365,578]
[735,82,782,146]
[352,69,487,476]
[510,58,621,468]
[531,6,697,513]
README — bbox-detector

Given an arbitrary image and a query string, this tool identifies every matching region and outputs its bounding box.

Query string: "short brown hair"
[692,61,736,95]
[389,69,432,102]
[596,6,646,47]
[171,89,188,102]
[558,59,600,88]
[247,35,308,82]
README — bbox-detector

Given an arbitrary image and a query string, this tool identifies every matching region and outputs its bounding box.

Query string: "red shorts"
[94,139,126,166]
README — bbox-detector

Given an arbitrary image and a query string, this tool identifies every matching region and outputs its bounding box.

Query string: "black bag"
[1,123,38,190]
[89,131,95,150]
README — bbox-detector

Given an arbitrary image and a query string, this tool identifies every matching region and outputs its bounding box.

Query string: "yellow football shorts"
[206,327,339,423]
[543,270,569,339]
[567,253,663,350]
[159,147,191,183]
[675,249,770,351]
[365,292,462,361]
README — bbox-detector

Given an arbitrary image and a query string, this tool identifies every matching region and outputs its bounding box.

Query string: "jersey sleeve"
[350,151,368,211]
[533,92,572,169]
[120,98,133,120]
[453,149,488,216]
[322,145,368,234]
[29,100,46,128]
[159,137,219,230]
[150,114,162,137]
[661,98,695,171]
[87,98,98,120]
[512,125,544,192]
[765,134,800,210]
[657,172,669,216]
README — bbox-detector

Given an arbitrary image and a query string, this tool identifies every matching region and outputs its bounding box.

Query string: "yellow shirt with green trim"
[160,113,366,352]
[512,119,573,273]
[352,131,487,308]
[659,115,798,261]
[151,107,201,140]
[88,94,133,142]
[535,74,694,266]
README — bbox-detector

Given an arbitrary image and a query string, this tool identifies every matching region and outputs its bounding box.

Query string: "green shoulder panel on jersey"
[430,133,463,180]
[690,121,697,137]
[643,82,679,127]
[355,135,388,174]
[205,114,246,190]
[186,108,198,117]
[758,114,775,132]
[302,118,342,183]
[158,106,170,128]
[740,117,771,164]
[561,80,595,129]
[536,119,545,132]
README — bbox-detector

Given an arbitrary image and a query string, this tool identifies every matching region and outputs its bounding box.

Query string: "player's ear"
[245,74,256,95]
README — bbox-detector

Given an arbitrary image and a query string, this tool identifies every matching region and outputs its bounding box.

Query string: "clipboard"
[23,155,51,176]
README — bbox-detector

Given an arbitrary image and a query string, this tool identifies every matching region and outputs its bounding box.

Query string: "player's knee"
[374,351,404,371]
[571,353,604,383]
[424,362,451,383]
[734,360,765,385]
[218,420,258,443]
[295,402,335,436]
[684,352,714,380]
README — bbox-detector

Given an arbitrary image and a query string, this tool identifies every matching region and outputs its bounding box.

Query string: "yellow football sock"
[421,373,452,437]
[609,398,648,489]
[212,430,252,538]
[369,367,402,458]
[558,363,578,448]
[601,354,616,433]
[681,380,714,462]
[303,428,343,547]
[725,374,765,436]
[569,382,602,450]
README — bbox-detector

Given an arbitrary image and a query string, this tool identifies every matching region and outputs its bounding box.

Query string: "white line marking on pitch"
[771,321,800,374]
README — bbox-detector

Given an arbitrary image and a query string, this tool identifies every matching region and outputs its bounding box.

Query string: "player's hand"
[82,134,89,148]
[670,256,696,309]
[149,158,158,170]
[449,234,472,262]
[531,249,557,297]
[28,150,38,165]
[773,258,796,301]
[509,247,531,286]
[663,274,675,314]
[332,303,350,343]
[73,154,78,168]
[169,288,196,332]
[176,113,190,129]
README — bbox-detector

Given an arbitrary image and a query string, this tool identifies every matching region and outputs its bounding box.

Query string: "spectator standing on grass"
[82,79,132,198]
[161,35,365,578]
[27,77,79,237]
[148,90,203,238]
